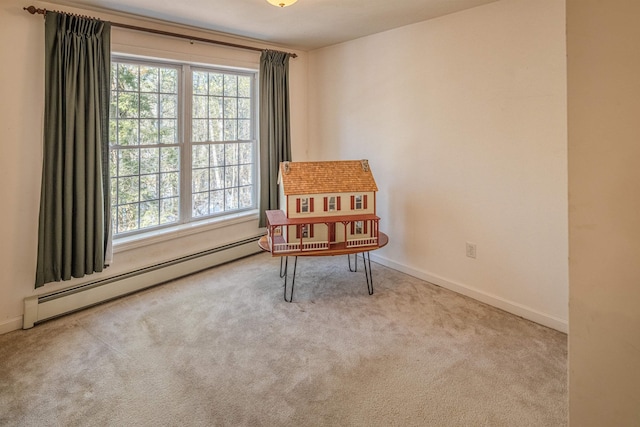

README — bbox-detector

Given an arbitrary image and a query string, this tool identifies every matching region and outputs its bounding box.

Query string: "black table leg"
[280,253,372,301]
[363,251,374,295]
[280,256,288,278]
[283,256,298,302]
[348,253,358,272]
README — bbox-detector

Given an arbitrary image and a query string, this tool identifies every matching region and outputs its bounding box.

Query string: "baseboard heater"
[23,235,264,329]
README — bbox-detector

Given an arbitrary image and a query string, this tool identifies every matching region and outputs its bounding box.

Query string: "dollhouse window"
[351,194,367,210]
[351,220,368,235]
[296,224,314,238]
[296,197,314,213]
[325,196,341,211]
[355,195,363,210]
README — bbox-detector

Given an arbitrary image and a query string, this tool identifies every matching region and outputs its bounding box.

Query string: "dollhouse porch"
[264,209,382,255]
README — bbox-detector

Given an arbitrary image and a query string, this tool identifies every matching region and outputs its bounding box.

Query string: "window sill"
[113,209,260,253]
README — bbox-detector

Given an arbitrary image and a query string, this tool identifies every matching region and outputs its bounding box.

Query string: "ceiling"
[54,0,499,51]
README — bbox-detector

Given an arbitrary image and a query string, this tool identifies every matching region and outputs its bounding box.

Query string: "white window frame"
[355,195,363,210]
[328,196,336,211]
[109,56,258,240]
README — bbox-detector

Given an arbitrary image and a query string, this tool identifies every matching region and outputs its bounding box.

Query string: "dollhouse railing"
[346,237,378,248]
[272,241,330,253]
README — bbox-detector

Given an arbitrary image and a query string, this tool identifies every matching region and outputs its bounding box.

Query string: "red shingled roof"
[279,160,378,195]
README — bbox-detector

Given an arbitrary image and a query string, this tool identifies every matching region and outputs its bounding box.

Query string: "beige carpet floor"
[0,253,567,426]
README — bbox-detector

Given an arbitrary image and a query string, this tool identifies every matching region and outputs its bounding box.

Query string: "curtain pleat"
[35,12,111,287]
[259,50,291,228]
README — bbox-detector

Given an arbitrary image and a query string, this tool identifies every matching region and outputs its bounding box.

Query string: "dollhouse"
[264,160,380,255]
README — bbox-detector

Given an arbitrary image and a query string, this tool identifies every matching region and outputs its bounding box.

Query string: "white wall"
[308,0,568,331]
[1,0,568,334]
[0,0,308,333]
[567,0,640,424]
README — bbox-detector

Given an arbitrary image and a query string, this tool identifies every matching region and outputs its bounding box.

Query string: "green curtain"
[259,50,292,228]
[35,12,111,288]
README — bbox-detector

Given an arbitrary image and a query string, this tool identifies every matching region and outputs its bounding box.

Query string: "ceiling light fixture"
[267,0,298,7]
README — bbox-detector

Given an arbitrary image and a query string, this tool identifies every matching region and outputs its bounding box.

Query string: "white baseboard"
[369,253,568,333]
[9,243,567,335]
[0,316,24,335]
[23,236,264,330]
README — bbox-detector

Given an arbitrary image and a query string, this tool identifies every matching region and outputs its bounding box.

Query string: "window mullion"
[251,73,258,214]
[180,64,192,224]
[137,66,144,232]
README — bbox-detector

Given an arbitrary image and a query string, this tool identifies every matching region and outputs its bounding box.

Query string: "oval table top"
[259,232,388,257]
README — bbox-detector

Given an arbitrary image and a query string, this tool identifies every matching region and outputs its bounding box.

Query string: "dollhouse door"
[328,223,336,243]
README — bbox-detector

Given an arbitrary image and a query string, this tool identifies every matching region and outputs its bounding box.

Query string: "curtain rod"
[23,5,297,58]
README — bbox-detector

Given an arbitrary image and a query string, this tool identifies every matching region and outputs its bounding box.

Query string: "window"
[355,221,363,234]
[109,58,257,236]
[328,196,336,211]
[351,220,367,235]
[297,197,314,213]
[300,198,309,213]
[351,194,367,210]
[296,224,314,238]
[355,195,363,210]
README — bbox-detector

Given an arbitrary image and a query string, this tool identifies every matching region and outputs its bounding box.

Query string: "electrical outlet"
[466,242,477,259]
